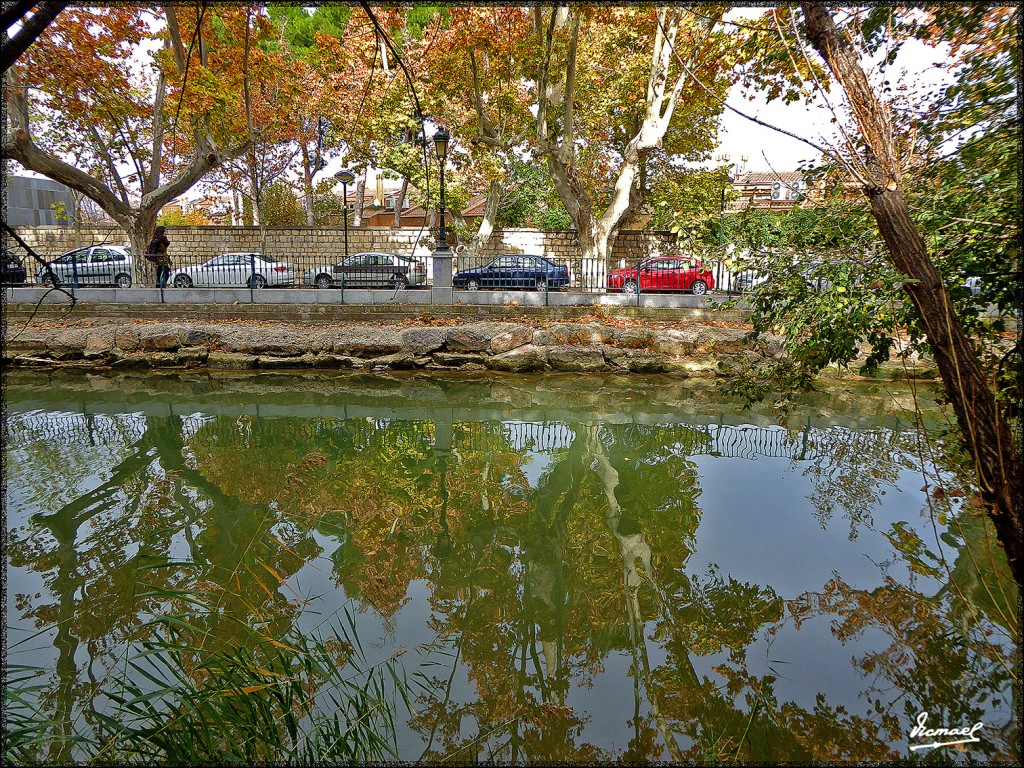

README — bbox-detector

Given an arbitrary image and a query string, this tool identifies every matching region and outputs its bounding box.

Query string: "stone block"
[369,351,420,370]
[490,325,534,354]
[110,352,152,368]
[84,331,116,358]
[432,352,485,367]
[180,327,220,346]
[330,328,404,356]
[229,340,307,356]
[115,328,141,351]
[487,345,547,372]
[619,352,668,373]
[139,329,181,351]
[149,352,178,367]
[548,346,607,372]
[176,346,209,364]
[446,325,491,352]
[402,327,447,354]
[207,351,257,369]
[652,336,696,356]
[257,353,318,369]
[547,323,604,345]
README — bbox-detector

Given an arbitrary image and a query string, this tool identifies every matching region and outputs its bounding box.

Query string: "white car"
[169,253,295,289]
[37,245,134,287]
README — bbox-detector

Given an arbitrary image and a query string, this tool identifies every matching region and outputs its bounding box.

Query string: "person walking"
[149,226,171,288]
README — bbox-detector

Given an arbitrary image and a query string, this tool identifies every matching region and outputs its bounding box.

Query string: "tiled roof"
[403,193,489,219]
[734,171,804,186]
[461,193,489,217]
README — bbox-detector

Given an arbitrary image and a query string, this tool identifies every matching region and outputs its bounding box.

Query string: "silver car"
[169,253,296,288]
[303,252,427,289]
[37,245,134,287]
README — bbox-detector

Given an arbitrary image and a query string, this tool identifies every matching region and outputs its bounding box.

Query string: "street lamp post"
[430,126,453,303]
[335,169,355,260]
[433,126,450,253]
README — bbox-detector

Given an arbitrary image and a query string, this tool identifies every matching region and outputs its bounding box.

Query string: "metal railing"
[22,247,769,305]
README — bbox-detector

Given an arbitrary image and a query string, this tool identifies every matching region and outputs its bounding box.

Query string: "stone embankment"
[2,315,939,380]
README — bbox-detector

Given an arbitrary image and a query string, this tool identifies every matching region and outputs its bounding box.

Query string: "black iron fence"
[453,250,763,300]
[22,246,764,302]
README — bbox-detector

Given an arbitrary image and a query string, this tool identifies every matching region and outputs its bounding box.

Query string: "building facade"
[5,175,78,226]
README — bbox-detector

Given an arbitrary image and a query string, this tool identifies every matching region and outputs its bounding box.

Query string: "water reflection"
[4,371,1018,763]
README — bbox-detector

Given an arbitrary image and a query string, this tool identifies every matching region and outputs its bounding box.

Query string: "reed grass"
[4,590,425,765]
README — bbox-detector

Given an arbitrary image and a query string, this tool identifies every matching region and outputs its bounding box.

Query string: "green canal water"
[3,370,1019,763]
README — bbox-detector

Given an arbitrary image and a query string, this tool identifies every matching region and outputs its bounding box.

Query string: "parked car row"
[5,248,714,295]
[16,247,432,290]
[450,254,716,295]
[5,246,996,303]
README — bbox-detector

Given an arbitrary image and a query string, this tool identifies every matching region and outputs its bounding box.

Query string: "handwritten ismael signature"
[909,711,985,751]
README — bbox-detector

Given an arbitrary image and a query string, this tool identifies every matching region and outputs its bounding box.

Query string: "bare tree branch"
[1,0,66,74]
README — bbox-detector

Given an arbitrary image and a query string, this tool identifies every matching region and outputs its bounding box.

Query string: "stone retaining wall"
[3,318,938,380]
[11,225,678,269]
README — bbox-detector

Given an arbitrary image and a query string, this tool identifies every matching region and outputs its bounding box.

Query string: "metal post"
[636,257,641,308]
[720,187,730,295]
[250,252,256,303]
[342,180,349,259]
[70,253,78,298]
[438,162,447,251]
[335,169,356,305]
[431,127,453,305]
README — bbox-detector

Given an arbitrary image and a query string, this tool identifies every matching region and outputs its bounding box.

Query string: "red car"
[609,256,715,295]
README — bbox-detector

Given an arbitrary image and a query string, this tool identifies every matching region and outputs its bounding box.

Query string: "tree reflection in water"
[4,372,1018,764]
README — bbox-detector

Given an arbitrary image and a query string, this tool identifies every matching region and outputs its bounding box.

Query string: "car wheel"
[466,278,481,291]
[535,278,548,291]
[173,274,193,288]
[691,280,708,296]
[249,275,267,289]
[41,273,58,287]
[314,274,333,289]
[115,273,132,288]
[391,274,408,289]
[622,280,638,294]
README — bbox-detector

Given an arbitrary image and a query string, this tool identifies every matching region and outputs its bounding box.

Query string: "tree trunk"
[799,2,1023,585]
[300,142,315,226]
[465,180,502,262]
[353,169,366,227]
[532,6,717,291]
[572,215,612,291]
[3,26,251,277]
[393,178,408,229]
[125,212,158,286]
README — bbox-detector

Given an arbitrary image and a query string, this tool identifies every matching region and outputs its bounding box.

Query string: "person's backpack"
[145,241,158,262]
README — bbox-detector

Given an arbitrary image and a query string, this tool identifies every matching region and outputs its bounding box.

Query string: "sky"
[714,7,953,174]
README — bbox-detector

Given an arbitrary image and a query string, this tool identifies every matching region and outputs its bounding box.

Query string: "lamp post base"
[431,246,453,304]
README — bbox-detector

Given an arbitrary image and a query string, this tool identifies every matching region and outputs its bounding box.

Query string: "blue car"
[454,254,570,291]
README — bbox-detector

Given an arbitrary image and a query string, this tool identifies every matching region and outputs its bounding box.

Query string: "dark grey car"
[303,252,427,289]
